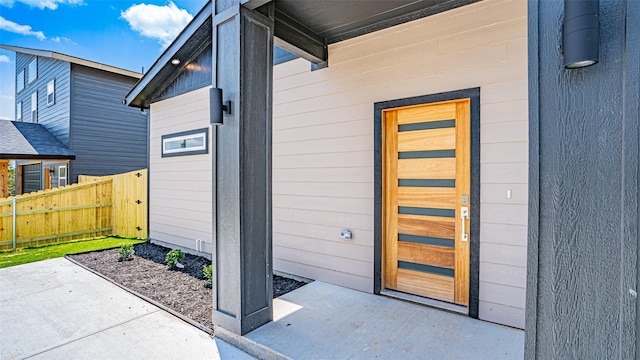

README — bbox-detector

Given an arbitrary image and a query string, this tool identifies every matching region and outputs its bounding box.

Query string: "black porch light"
[210,87,231,125]
[563,0,599,69]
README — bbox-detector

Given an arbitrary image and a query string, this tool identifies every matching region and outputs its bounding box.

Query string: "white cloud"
[0,0,84,10]
[121,1,192,48]
[0,16,46,40]
[51,36,76,44]
[0,55,9,63]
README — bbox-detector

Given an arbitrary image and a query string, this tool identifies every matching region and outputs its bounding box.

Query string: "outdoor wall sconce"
[210,87,231,125]
[563,0,599,69]
[49,167,55,175]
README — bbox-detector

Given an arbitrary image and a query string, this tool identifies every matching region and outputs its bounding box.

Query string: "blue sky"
[0,0,208,120]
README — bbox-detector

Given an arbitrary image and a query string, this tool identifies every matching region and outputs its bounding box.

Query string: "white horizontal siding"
[148,87,212,257]
[272,0,527,328]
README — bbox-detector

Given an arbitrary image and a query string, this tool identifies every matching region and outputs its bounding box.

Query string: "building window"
[28,58,37,83]
[17,70,24,92]
[17,101,22,121]
[47,79,55,106]
[161,128,208,157]
[31,91,37,122]
[58,165,67,187]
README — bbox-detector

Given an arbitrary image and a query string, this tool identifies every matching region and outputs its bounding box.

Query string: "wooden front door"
[383,99,470,306]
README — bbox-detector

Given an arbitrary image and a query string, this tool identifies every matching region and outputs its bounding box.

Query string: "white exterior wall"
[272,0,527,328]
[148,87,213,257]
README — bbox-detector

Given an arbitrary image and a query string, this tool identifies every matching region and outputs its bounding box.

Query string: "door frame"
[374,87,481,318]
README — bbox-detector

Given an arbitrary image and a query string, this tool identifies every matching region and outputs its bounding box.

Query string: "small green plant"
[203,264,212,288]
[118,244,135,261]
[165,249,185,269]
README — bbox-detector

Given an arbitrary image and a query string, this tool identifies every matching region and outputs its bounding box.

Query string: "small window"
[28,58,37,83]
[161,128,208,157]
[47,79,55,106]
[31,91,37,123]
[17,70,24,92]
[17,101,22,121]
[58,165,67,187]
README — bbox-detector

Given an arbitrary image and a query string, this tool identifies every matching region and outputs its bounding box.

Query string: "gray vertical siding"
[69,64,148,182]
[14,53,71,144]
[526,0,639,358]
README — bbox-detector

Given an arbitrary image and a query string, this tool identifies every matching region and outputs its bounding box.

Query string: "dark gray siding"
[14,53,71,144]
[69,64,148,182]
[526,0,639,358]
[151,44,212,103]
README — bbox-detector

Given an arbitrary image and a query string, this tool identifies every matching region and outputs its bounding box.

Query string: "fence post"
[12,197,16,252]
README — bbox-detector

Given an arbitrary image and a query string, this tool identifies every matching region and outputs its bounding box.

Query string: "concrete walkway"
[0,258,254,360]
[244,281,525,360]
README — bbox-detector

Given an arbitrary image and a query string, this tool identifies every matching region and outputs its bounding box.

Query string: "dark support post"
[526,0,639,358]
[211,0,274,335]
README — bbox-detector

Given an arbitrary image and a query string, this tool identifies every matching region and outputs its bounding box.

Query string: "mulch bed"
[68,242,306,331]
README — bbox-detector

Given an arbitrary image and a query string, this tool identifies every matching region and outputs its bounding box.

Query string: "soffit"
[274,0,481,43]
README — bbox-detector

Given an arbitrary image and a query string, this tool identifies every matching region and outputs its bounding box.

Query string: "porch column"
[526,0,638,358]
[211,1,274,335]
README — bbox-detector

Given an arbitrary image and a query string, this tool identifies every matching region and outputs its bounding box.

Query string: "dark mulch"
[68,242,306,331]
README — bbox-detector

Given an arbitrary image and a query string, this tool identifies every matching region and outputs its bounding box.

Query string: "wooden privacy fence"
[0,169,147,251]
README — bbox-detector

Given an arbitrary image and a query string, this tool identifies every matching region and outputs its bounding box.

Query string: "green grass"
[0,237,146,269]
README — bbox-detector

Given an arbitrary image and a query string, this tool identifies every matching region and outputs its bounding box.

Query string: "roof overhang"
[124,2,213,108]
[0,121,76,161]
[274,0,482,45]
[125,0,481,109]
[0,44,142,79]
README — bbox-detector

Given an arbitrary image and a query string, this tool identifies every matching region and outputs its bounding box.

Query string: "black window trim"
[161,127,209,158]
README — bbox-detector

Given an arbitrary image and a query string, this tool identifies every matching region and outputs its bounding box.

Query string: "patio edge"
[213,325,291,360]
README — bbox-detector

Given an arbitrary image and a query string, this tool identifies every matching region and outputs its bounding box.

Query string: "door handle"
[460,207,469,242]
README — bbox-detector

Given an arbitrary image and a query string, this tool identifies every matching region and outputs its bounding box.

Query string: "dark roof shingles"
[0,120,75,159]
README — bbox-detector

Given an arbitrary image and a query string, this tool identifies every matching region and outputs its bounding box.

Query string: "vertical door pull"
[461,206,469,242]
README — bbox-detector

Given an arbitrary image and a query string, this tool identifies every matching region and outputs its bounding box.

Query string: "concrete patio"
[240,281,525,360]
[0,258,253,360]
[1,257,524,359]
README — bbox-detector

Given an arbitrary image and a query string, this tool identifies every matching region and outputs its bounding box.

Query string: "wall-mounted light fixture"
[49,167,55,175]
[210,87,231,125]
[563,0,599,69]
[171,58,181,65]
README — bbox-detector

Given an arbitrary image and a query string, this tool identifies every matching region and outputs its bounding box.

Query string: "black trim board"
[373,87,480,318]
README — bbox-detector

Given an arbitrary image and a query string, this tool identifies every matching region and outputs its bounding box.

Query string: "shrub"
[203,264,212,288]
[165,249,185,269]
[118,244,135,261]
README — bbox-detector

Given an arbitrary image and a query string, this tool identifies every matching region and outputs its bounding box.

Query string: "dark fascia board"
[0,154,75,160]
[124,1,213,108]
[273,9,327,64]
[126,0,328,108]
[241,0,271,10]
